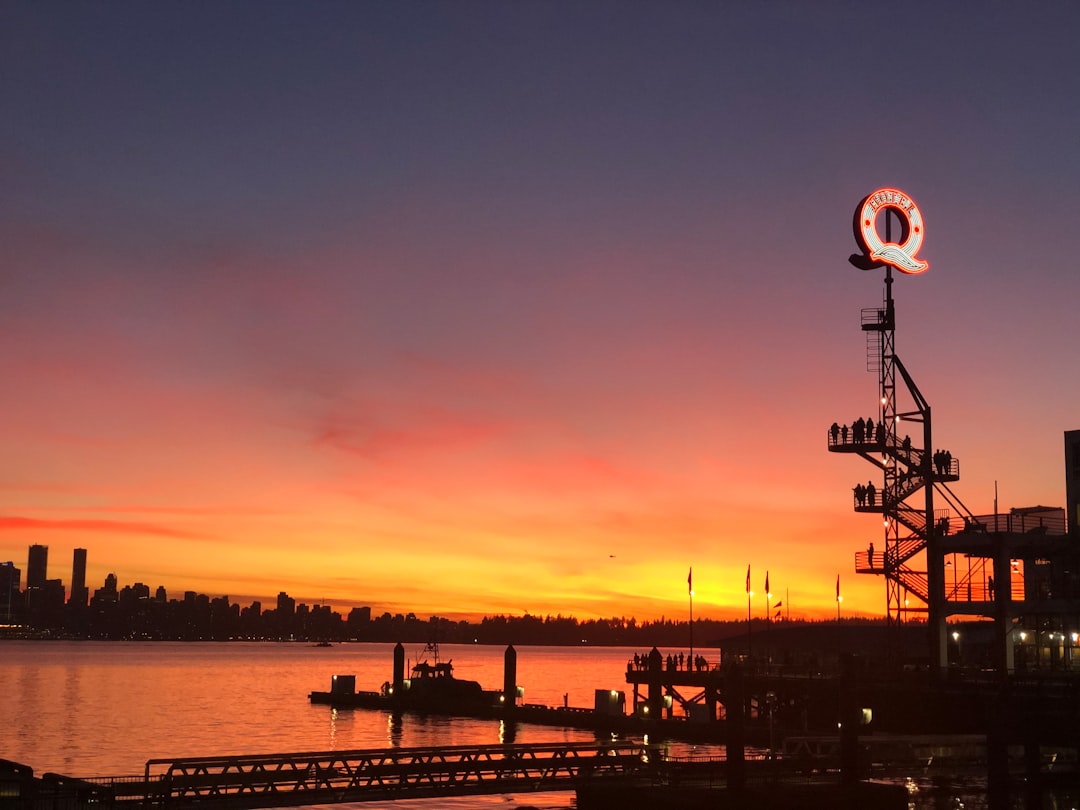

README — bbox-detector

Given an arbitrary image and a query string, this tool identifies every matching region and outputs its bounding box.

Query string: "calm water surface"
[1,641,653,777]
[4,641,1063,809]
[2,641,680,810]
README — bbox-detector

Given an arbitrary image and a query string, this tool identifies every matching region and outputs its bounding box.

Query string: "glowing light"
[853,188,929,274]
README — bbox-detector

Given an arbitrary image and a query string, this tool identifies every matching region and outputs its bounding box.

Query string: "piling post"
[839,653,860,786]
[647,647,663,717]
[726,663,745,794]
[1023,726,1042,810]
[986,693,1011,810]
[503,645,517,708]
[393,642,405,693]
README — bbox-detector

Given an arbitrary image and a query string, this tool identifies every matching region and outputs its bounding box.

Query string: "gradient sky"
[2,2,1079,622]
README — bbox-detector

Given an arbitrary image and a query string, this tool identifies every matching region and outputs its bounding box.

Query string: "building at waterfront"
[1,561,21,625]
[70,548,88,608]
[1066,429,1080,540]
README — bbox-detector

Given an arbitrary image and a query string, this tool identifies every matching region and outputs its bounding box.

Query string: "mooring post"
[986,692,1011,810]
[726,663,745,794]
[503,645,517,708]
[839,653,859,785]
[1023,725,1042,810]
[392,642,405,692]
[647,647,663,717]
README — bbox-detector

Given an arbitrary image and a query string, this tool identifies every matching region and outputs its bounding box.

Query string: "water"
[0,641,659,810]
[0,641,653,775]
[3,641,1074,809]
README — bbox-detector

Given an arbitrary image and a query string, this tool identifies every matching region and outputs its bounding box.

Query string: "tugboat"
[389,642,486,711]
[310,641,494,714]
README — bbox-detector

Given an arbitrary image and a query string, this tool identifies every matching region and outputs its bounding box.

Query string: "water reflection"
[386,711,402,747]
[498,719,516,745]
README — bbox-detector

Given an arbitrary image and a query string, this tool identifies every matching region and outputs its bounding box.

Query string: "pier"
[4,741,914,810]
[11,742,644,808]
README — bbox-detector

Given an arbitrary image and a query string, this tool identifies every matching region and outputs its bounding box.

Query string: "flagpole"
[765,570,771,626]
[688,567,694,665]
[746,564,752,659]
[836,574,842,621]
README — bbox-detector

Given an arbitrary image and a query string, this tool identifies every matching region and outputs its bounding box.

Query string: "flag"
[745,564,751,594]
[836,574,840,600]
[773,601,782,609]
[765,571,770,596]
[688,567,692,594]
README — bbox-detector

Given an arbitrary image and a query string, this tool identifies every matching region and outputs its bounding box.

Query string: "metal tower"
[829,190,959,676]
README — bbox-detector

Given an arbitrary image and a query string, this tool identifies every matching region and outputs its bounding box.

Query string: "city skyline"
[3,3,1079,621]
[1,541,828,624]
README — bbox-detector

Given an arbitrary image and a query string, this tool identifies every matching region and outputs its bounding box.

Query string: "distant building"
[1066,430,1080,539]
[1,561,21,625]
[26,545,50,626]
[27,544,48,590]
[70,548,88,608]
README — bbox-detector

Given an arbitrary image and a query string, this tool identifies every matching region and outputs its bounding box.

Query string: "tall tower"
[27,544,48,590]
[832,189,955,676]
[70,548,88,607]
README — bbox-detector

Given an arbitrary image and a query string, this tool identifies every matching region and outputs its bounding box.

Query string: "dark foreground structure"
[1,743,910,810]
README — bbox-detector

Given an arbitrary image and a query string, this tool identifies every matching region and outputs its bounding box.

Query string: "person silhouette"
[866,481,876,508]
[867,542,875,567]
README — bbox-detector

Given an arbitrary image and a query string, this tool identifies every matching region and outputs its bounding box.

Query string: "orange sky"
[2,3,1078,623]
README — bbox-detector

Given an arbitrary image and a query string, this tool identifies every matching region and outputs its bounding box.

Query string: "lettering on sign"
[851,188,928,274]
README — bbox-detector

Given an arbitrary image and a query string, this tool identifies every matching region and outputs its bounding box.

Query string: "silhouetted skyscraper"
[1,561,20,625]
[1067,430,1080,538]
[70,548,88,607]
[25,544,49,623]
[27,544,48,590]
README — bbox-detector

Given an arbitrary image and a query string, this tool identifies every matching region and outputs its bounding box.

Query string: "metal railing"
[95,742,650,807]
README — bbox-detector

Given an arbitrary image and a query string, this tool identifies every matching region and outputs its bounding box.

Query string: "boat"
[310,641,497,715]
[390,642,488,711]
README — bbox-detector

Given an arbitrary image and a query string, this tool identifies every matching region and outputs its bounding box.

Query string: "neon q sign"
[851,188,928,274]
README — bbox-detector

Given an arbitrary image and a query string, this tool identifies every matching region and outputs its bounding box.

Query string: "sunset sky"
[2,2,1078,622]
